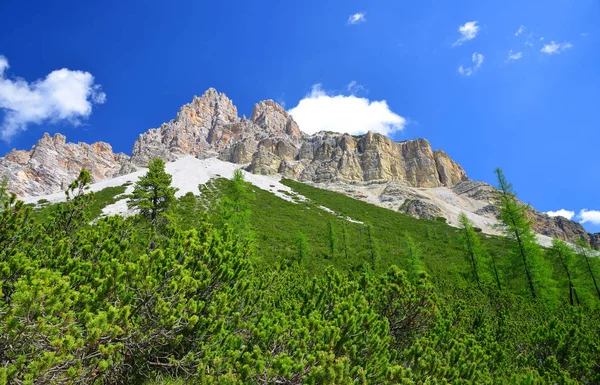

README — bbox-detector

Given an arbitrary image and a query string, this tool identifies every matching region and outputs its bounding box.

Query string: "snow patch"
[23,156,308,218]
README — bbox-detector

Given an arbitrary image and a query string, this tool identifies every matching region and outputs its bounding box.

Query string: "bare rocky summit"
[0,133,128,197]
[1,87,597,248]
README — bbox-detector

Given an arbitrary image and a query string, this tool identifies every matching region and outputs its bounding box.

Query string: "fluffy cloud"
[578,209,600,225]
[546,209,575,220]
[288,84,406,136]
[0,54,105,141]
[541,41,573,55]
[515,25,526,36]
[347,12,366,25]
[453,21,479,47]
[506,49,523,62]
[458,52,484,76]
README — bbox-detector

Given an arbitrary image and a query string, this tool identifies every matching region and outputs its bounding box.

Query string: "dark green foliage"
[128,158,178,224]
[2,171,600,384]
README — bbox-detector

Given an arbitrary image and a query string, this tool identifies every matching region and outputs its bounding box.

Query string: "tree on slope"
[494,168,552,300]
[458,212,486,289]
[128,158,178,224]
[52,169,94,235]
[327,218,337,258]
[576,239,600,301]
[220,169,253,242]
[550,239,580,306]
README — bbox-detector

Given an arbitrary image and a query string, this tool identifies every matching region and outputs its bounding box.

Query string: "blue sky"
[0,0,599,231]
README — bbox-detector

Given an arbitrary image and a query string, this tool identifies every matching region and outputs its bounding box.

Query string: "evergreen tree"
[489,251,503,291]
[51,169,94,235]
[365,223,379,269]
[128,158,178,224]
[220,169,253,242]
[294,231,310,262]
[550,239,580,306]
[327,218,337,258]
[576,239,600,301]
[494,168,550,300]
[341,220,349,259]
[458,212,485,288]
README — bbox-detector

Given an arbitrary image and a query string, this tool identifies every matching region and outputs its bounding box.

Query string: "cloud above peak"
[347,12,366,25]
[453,21,480,47]
[0,55,106,141]
[288,84,406,136]
[541,41,573,55]
[546,209,575,220]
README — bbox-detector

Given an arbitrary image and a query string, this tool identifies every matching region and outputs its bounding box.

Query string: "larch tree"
[494,168,552,300]
[550,239,580,306]
[458,212,485,289]
[128,158,178,224]
[576,239,600,301]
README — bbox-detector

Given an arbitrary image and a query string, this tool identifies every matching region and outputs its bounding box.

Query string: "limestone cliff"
[0,133,128,197]
[124,88,467,188]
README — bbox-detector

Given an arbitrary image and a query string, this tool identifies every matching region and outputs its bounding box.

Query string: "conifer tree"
[550,239,580,306]
[489,251,503,291]
[365,223,379,269]
[52,169,94,234]
[327,218,337,258]
[494,168,550,299]
[576,239,600,301]
[220,169,253,242]
[294,231,310,262]
[458,212,485,288]
[341,220,349,259]
[128,158,178,224]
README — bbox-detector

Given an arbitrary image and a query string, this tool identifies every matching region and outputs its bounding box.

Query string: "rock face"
[0,133,128,197]
[124,89,467,188]
[398,199,442,220]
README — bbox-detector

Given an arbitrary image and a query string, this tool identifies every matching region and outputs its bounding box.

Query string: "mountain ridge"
[1,87,597,248]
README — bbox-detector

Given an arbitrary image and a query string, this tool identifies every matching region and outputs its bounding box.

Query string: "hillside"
[4,162,600,384]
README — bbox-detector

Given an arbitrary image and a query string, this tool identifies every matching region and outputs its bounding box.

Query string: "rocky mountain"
[0,133,128,197]
[1,87,597,247]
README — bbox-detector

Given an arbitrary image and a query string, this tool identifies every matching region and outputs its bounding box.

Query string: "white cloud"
[515,25,526,36]
[541,41,573,55]
[546,209,575,220]
[453,21,480,47]
[458,52,484,76]
[578,209,600,225]
[288,84,406,136]
[347,12,366,25]
[0,55,105,141]
[506,49,523,62]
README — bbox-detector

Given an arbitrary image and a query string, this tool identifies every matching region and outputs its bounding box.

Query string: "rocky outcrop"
[125,89,302,171]
[0,133,128,197]
[123,89,468,188]
[248,131,468,187]
[399,199,442,220]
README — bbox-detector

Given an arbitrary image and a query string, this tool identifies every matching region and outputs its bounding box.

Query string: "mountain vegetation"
[1,161,599,384]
